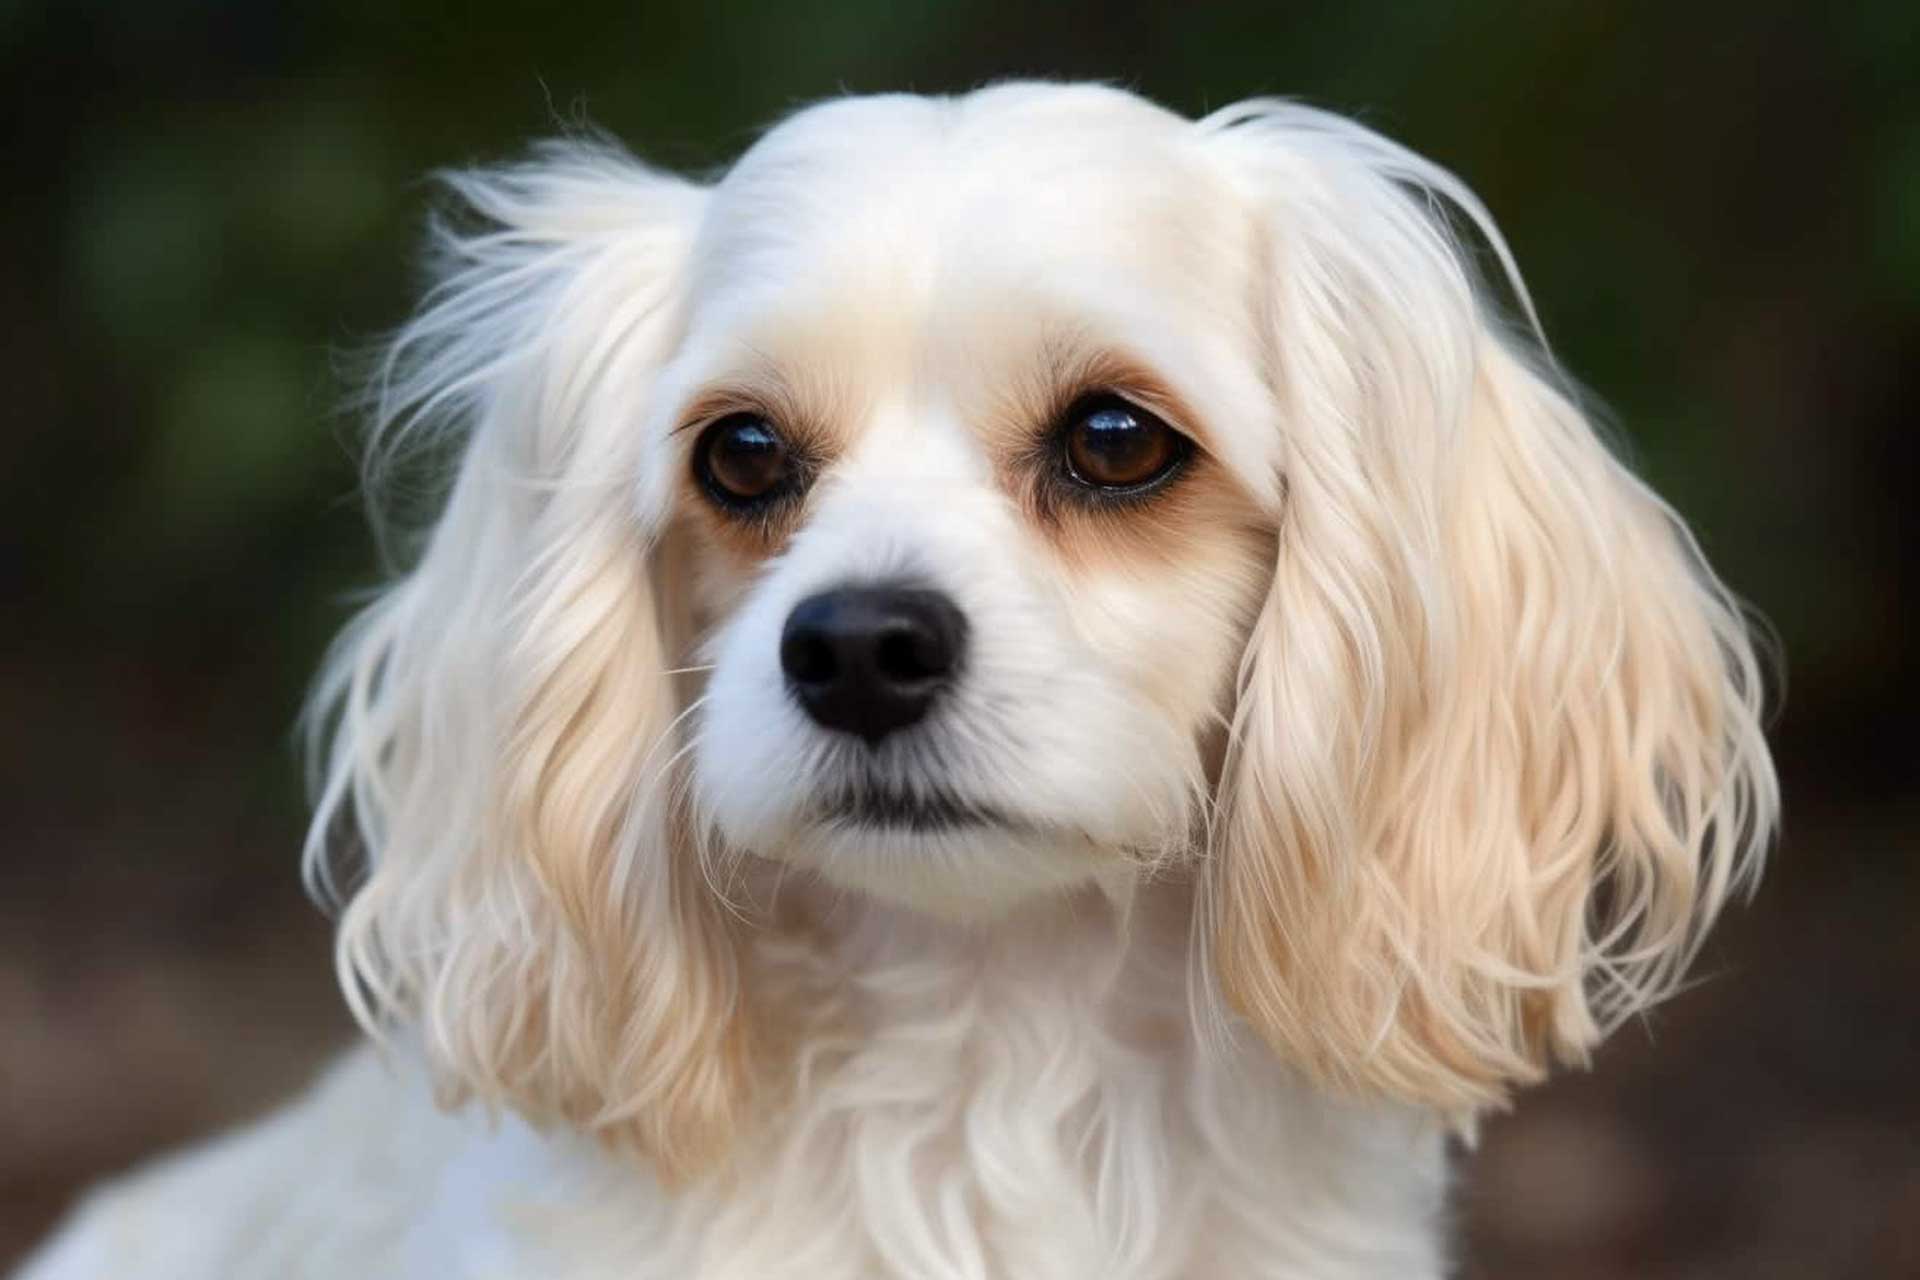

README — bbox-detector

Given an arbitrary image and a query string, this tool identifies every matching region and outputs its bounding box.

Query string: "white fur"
[17,82,1775,1279]
[20,892,1447,1280]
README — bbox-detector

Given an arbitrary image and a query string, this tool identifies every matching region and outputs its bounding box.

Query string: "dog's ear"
[1202,104,1778,1116]
[304,144,750,1179]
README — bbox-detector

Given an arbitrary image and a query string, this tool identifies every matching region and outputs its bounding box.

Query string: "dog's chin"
[724,802,1128,921]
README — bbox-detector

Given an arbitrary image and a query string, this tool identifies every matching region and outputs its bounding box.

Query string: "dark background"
[2,2,1915,1275]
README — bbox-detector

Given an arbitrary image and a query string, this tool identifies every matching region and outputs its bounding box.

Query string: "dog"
[18,82,1778,1279]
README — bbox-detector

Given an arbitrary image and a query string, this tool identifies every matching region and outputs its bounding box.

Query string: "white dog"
[18,82,1778,1279]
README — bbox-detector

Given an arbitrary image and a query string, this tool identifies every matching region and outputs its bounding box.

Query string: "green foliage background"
[1,2,1915,1274]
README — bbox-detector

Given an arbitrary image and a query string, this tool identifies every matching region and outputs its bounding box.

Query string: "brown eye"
[695,413,793,507]
[1062,396,1187,491]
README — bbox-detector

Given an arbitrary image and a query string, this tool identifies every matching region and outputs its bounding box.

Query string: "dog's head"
[308,84,1776,1176]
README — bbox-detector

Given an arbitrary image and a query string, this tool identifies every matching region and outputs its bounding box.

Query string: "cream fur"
[17,82,1777,1280]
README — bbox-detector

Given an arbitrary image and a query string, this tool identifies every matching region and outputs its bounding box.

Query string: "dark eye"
[1062,396,1188,491]
[695,413,793,507]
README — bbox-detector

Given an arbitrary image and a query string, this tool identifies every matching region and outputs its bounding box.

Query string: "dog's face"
[310,84,1776,1176]
[664,92,1271,915]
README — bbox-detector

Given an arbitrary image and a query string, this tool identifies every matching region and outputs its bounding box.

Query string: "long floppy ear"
[302,142,750,1178]
[1202,103,1779,1115]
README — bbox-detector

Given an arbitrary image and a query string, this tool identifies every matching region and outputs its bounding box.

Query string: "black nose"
[780,584,967,744]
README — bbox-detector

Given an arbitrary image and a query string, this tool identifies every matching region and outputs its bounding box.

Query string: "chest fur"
[460,905,1450,1280]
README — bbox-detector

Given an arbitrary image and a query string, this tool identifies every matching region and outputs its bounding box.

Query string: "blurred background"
[1,1,1914,1274]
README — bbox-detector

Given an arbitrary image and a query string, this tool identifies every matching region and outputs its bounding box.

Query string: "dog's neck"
[399,871,1449,1278]
[670,872,1454,1278]
[738,871,1207,1107]
[752,872,1194,1025]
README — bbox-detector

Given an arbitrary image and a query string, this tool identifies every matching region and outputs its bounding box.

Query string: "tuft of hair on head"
[301,140,757,1181]
[1196,100,1778,1117]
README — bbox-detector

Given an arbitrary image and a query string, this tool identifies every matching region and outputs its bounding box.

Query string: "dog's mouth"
[816,784,1012,833]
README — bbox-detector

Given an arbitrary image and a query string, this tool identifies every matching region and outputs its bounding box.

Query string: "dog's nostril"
[780,628,838,686]
[874,623,951,683]
[780,584,968,744]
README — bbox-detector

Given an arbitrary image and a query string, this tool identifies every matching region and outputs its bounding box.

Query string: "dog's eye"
[1062,396,1188,491]
[695,413,793,506]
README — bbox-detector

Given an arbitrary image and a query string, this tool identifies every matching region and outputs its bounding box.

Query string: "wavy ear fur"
[303,143,751,1178]
[1203,103,1778,1115]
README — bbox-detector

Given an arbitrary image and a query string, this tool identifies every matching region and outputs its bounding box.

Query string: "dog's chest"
[435,933,1450,1280]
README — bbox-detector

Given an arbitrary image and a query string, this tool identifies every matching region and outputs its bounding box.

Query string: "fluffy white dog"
[19,82,1778,1279]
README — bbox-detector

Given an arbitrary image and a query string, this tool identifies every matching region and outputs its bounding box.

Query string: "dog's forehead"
[655,87,1278,499]
[687,87,1244,328]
